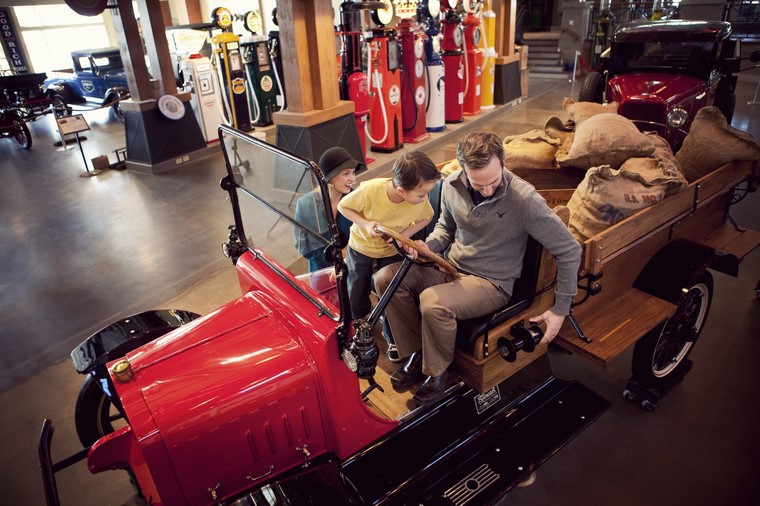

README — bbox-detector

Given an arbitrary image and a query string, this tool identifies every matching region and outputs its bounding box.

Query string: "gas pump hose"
[365,42,389,145]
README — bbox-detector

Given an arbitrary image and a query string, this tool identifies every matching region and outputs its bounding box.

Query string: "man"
[374,131,581,407]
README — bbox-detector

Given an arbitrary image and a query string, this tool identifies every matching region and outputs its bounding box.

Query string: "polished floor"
[1,74,759,506]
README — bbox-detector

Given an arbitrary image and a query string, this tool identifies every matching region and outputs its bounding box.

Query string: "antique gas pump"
[211,6,252,131]
[338,1,377,161]
[268,8,286,111]
[366,1,404,153]
[240,10,278,127]
[440,0,464,123]
[462,1,483,116]
[480,0,496,110]
[398,15,429,143]
[179,54,223,143]
[419,0,445,132]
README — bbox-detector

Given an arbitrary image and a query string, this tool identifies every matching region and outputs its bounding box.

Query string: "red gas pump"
[398,17,429,143]
[338,1,376,162]
[462,1,483,116]
[441,0,464,124]
[367,3,403,153]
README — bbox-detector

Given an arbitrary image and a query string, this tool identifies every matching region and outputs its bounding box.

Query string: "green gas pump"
[240,10,278,127]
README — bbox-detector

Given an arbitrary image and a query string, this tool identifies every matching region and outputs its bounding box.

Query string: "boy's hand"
[365,221,383,237]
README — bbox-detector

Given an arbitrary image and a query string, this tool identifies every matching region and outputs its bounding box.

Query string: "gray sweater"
[426,169,581,316]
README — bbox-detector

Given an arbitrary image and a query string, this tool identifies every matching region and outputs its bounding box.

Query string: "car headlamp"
[342,348,358,372]
[666,107,688,128]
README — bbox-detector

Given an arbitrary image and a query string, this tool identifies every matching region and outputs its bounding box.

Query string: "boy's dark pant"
[346,248,400,341]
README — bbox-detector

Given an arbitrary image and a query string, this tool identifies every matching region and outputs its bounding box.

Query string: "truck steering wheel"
[374,224,459,280]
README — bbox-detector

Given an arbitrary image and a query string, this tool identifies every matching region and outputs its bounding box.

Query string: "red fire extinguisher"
[398,17,429,144]
[366,4,404,154]
[441,3,464,124]
[462,2,483,116]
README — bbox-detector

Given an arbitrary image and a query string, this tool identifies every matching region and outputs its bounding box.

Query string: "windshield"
[219,127,337,278]
[611,40,717,79]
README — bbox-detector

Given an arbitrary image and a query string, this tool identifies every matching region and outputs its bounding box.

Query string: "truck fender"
[633,239,738,304]
[102,87,129,107]
[70,309,201,377]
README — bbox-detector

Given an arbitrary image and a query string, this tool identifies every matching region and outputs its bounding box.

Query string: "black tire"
[578,71,605,103]
[106,94,125,122]
[632,271,713,387]
[74,374,125,447]
[714,91,736,125]
[13,119,32,150]
[51,94,72,118]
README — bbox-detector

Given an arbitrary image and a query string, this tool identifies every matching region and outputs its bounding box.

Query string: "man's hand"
[530,309,565,345]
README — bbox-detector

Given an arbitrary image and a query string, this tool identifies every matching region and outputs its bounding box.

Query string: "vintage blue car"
[44,48,130,119]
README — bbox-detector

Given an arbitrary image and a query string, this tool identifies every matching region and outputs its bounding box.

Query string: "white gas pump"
[180,55,223,143]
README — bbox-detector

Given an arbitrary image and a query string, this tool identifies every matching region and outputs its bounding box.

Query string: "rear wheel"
[13,118,32,150]
[578,71,605,103]
[632,271,712,387]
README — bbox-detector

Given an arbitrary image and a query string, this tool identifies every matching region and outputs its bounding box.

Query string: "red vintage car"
[579,20,756,147]
[39,125,759,505]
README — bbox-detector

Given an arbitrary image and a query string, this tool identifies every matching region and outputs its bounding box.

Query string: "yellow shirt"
[340,178,434,258]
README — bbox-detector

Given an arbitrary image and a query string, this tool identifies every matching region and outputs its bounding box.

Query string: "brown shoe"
[412,369,460,407]
[389,351,423,392]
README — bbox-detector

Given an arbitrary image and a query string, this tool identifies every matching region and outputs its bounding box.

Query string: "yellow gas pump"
[211,7,252,131]
[480,0,496,109]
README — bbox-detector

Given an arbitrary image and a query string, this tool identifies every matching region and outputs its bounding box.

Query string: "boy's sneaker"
[386,343,402,363]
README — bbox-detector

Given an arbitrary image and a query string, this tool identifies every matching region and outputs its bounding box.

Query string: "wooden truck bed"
[550,160,760,366]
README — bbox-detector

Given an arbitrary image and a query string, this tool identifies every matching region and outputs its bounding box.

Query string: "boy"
[338,151,441,356]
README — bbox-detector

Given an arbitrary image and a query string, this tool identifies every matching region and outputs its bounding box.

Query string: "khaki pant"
[373,263,509,377]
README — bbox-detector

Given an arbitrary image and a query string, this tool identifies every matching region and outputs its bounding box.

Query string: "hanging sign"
[0,8,31,73]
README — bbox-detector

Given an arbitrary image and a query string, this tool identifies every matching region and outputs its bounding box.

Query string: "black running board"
[342,360,609,505]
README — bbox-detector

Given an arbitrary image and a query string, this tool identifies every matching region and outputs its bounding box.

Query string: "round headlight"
[342,348,358,372]
[667,107,688,128]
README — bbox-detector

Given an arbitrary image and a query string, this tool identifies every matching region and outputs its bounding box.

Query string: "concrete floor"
[1,75,759,505]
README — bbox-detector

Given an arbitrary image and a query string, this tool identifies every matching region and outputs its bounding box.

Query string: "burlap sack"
[557,113,655,170]
[544,116,574,142]
[675,106,760,182]
[562,98,619,126]
[567,159,686,242]
[440,158,461,176]
[644,131,679,166]
[503,129,562,169]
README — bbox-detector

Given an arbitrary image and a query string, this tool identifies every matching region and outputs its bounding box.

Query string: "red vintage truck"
[40,126,759,505]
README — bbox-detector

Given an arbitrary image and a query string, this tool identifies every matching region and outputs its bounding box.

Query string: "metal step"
[530,71,572,79]
[530,64,568,74]
[529,55,562,64]
[528,46,560,55]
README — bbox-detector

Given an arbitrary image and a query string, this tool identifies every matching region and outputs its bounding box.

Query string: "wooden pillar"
[271,0,362,164]
[112,0,153,101]
[492,0,522,104]
[273,0,353,125]
[493,0,517,62]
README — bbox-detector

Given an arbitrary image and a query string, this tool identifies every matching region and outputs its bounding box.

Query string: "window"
[12,5,110,72]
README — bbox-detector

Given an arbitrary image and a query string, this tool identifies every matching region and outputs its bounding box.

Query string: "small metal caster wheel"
[623,389,637,401]
[641,400,656,411]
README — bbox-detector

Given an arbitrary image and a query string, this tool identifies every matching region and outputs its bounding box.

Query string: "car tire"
[51,94,72,118]
[578,71,605,103]
[631,271,712,388]
[13,118,32,150]
[74,374,124,447]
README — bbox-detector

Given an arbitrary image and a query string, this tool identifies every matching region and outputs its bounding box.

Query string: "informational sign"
[0,8,31,73]
[56,114,91,136]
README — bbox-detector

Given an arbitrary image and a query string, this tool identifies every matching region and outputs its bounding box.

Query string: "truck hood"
[607,73,708,107]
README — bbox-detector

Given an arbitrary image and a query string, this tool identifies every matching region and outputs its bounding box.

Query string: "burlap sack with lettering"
[675,106,760,182]
[502,129,562,170]
[557,113,655,170]
[567,158,686,242]
[562,98,619,126]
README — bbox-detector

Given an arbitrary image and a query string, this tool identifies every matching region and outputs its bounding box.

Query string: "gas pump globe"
[366,0,404,153]
[462,0,483,116]
[211,6,252,131]
[441,0,464,123]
